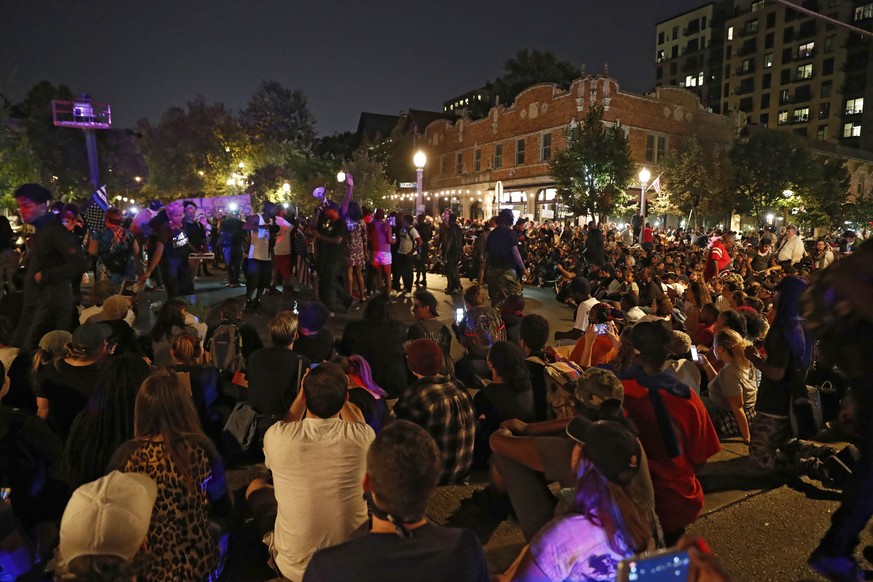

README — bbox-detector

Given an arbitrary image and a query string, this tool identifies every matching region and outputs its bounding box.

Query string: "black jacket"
[22,214,88,308]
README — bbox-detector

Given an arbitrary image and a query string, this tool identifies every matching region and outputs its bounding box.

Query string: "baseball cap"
[38,330,73,356]
[59,471,158,562]
[414,290,439,316]
[574,367,624,409]
[71,323,112,353]
[566,417,641,485]
[405,339,443,377]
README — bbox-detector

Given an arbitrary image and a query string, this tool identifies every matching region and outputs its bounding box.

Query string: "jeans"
[318,253,348,312]
[415,243,429,282]
[246,259,272,299]
[816,377,873,558]
[445,253,460,291]
[394,253,413,292]
[223,245,242,285]
[160,256,194,299]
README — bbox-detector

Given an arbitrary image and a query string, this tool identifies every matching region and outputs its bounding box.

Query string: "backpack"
[461,307,506,359]
[526,356,585,420]
[210,322,245,374]
[398,228,415,255]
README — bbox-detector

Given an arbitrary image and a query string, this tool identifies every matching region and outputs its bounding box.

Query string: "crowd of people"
[0,179,870,582]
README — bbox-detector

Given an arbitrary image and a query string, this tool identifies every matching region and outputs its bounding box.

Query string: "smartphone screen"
[690,345,699,360]
[0,487,10,501]
[617,549,690,582]
[594,323,607,335]
[389,216,396,227]
[310,363,320,370]
[455,308,464,324]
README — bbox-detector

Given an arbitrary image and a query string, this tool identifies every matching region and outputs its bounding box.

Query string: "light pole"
[414,150,427,216]
[638,167,650,243]
[336,171,346,184]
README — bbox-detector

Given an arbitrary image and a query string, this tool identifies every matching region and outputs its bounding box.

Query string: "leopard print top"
[118,439,218,581]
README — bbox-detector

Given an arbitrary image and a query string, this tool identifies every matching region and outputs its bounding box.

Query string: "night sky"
[2,1,704,136]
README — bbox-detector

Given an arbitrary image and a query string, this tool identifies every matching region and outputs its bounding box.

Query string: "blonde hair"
[170,333,202,365]
[714,328,750,369]
[268,311,299,346]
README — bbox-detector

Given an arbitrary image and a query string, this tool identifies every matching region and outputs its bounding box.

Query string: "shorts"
[372,251,392,266]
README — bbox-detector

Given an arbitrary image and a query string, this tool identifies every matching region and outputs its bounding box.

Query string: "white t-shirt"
[249,215,273,261]
[573,297,600,331]
[273,216,293,256]
[264,418,375,580]
[530,514,635,581]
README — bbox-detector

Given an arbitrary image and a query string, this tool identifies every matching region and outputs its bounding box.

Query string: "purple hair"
[348,355,387,399]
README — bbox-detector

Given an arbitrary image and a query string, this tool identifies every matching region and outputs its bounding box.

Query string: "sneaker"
[821,454,853,488]
[404,291,413,298]
[808,549,863,581]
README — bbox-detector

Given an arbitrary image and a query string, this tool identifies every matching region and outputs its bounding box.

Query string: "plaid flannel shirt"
[394,376,476,484]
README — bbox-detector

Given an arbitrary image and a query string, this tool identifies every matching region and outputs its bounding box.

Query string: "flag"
[651,175,662,195]
[82,185,109,232]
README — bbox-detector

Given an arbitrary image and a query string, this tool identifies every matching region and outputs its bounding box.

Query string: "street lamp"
[766,213,774,224]
[414,150,427,215]
[336,171,346,183]
[283,182,291,194]
[639,167,650,242]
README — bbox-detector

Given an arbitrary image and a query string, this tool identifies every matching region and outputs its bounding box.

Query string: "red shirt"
[642,227,654,244]
[621,375,721,532]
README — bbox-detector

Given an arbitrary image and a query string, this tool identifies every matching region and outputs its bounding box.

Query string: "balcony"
[735,65,756,76]
[797,23,817,40]
[795,48,815,61]
[735,83,756,95]
[738,42,759,56]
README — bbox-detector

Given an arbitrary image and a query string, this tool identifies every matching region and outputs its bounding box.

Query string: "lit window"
[698,71,704,85]
[685,74,698,87]
[798,42,814,58]
[764,54,773,68]
[846,98,865,115]
[796,64,813,79]
[854,3,873,21]
[778,111,789,125]
[844,122,862,137]
[793,107,809,123]
[728,26,734,40]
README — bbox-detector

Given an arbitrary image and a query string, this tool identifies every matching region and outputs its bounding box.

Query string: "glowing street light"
[766,213,774,224]
[336,171,346,183]
[638,167,650,243]
[134,176,142,183]
[413,150,427,215]
[282,182,291,194]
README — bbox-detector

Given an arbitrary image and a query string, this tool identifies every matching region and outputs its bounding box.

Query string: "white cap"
[59,471,158,562]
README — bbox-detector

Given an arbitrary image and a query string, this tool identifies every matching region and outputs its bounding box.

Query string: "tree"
[344,148,395,211]
[730,128,813,224]
[660,137,734,227]
[549,106,635,221]
[469,50,581,118]
[0,103,40,207]
[796,155,850,231]
[242,80,316,154]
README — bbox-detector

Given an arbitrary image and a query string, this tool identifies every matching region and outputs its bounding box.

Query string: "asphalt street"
[132,271,870,581]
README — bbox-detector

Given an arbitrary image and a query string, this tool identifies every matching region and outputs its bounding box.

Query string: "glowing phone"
[0,488,10,501]
[616,549,691,582]
[594,323,608,335]
[690,345,699,361]
[389,216,396,227]
[455,308,464,324]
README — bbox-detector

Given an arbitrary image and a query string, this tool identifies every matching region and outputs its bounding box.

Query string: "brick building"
[419,73,737,222]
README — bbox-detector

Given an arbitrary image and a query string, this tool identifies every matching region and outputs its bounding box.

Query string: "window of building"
[844,122,862,137]
[685,74,698,87]
[702,16,707,29]
[794,128,808,138]
[821,81,832,98]
[798,42,814,58]
[763,73,772,89]
[541,133,552,162]
[819,102,830,119]
[657,50,666,63]
[795,85,812,102]
[854,3,873,21]
[474,148,481,172]
[761,93,771,108]
[740,97,753,111]
[766,12,776,28]
[645,135,667,163]
[494,144,503,168]
[796,64,813,80]
[728,26,734,40]
[760,113,770,125]
[670,62,678,75]
[778,111,789,125]
[783,27,794,42]
[793,107,809,123]
[672,45,679,58]
[752,0,765,11]
[672,25,679,40]
[724,83,731,98]
[456,153,463,174]
[781,69,791,84]
[817,125,829,141]
[515,139,525,165]
[782,48,793,62]
[780,89,791,104]
[646,135,656,162]
[741,59,754,74]
[657,136,666,161]
[745,19,759,34]
[764,53,773,68]
[440,155,447,176]
[823,58,834,75]
[658,31,666,44]
[824,35,834,53]
[656,66,663,80]
[765,32,774,49]
[846,98,865,115]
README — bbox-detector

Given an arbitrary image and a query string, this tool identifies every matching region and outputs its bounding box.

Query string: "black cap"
[566,416,641,485]
[14,183,52,204]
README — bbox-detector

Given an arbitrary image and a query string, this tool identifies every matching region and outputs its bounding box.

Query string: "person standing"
[12,184,88,350]
[394,214,421,297]
[182,200,209,278]
[345,202,368,302]
[88,207,139,286]
[243,202,280,312]
[218,206,244,287]
[775,224,805,266]
[315,201,350,313]
[443,213,463,295]
[703,232,734,283]
[414,214,433,287]
[484,209,527,308]
[140,201,194,300]
[368,209,395,296]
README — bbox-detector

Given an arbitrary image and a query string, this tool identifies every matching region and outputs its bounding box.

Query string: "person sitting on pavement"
[618,320,722,546]
[453,285,506,389]
[330,354,392,434]
[302,420,490,582]
[339,293,410,398]
[293,300,335,364]
[203,297,264,365]
[394,339,476,485]
[498,415,658,582]
[490,367,661,544]
[553,277,600,342]
[52,471,158,582]
[697,329,757,444]
[407,289,452,363]
[150,299,202,368]
[499,294,525,345]
[246,311,310,438]
[569,302,623,368]
[169,333,224,441]
[246,363,374,581]
[518,314,551,422]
